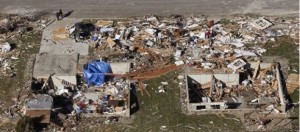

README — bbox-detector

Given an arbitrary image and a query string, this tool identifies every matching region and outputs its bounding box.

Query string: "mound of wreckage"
[185,61,286,113]
[5,14,297,130]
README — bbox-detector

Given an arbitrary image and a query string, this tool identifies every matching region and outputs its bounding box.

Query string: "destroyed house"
[185,62,287,114]
[186,73,239,111]
[58,60,131,117]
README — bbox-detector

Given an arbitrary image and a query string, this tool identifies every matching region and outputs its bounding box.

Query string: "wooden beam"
[272,80,278,90]
[138,82,144,96]
[138,82,150,97]
[252,60,260,80]
[209,75,214,97]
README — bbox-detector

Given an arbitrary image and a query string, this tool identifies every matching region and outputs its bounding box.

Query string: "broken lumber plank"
[138,82,150,97]
[200,82,211,89]
[252,60,260,80]
[209,75,214,96]
[272,80,278,90]
[286,73,299,93]
[131,64,182,81]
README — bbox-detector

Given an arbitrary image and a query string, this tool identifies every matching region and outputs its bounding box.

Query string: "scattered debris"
[1,14,297,132]
[1,42,11,52]
[161,82,168,85]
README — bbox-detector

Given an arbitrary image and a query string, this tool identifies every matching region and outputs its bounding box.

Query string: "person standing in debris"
[56,9,63,21]
[59,9,63,19]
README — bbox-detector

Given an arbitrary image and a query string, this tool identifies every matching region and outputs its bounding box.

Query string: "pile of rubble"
[0,14,53,41]
[72,78,130,116]
[64,15,299,73]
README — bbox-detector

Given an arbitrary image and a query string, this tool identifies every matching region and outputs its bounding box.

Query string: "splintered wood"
[95,20,113,27]
[200,82,211,89]
[53,28,69,40]
[138,81,150,97]
[252,60,260,80]
[132,64,183,81]
[134,45,160,62]
[107,37,116,47]
[286,73,299,94]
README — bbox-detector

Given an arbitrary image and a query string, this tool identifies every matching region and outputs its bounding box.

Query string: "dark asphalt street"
[0,0,298,18]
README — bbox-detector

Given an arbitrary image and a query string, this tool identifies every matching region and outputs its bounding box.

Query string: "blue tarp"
[84,61,112,86]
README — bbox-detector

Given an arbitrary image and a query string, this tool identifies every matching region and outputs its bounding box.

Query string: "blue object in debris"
[84,61,112,86]
[92,36,98,42]
[92,34,98,42]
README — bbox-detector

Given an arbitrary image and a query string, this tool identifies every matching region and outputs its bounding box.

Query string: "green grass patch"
[0,31,41,101]
[218,18,239,26]
[263,36,299,73]
[290,89,299,103]
[291,106,299,130]
[81,19,98,24]
[290,89,299,131]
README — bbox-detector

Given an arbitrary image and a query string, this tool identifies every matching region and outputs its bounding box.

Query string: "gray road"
[0,0,298,18]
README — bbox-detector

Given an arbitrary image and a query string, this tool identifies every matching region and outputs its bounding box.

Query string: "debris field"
[0,14,298,131]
